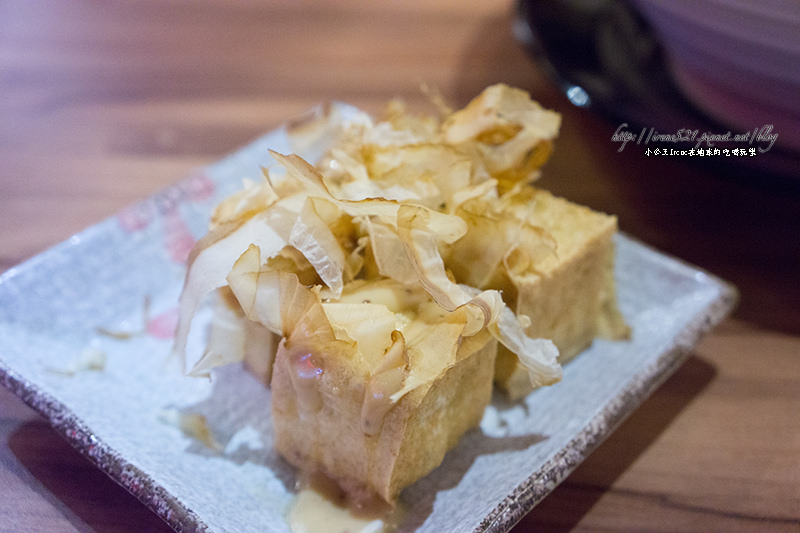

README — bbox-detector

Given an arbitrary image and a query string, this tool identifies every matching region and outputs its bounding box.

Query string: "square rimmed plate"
[0,103,737,532]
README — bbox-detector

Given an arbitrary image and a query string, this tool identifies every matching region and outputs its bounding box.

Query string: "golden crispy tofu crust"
[271,330,496,506]
[493,187,628,399]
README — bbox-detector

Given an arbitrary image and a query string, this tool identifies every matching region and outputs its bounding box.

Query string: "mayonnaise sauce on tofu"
[288,488,385,533]
[288,472,400,533]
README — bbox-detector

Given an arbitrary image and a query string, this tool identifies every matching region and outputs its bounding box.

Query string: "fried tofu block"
[271,318,496,507]
[493,187,629,399]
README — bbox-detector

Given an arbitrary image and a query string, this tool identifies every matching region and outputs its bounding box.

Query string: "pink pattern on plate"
[115,170,216,264]
[117,203,153,233]
[183,171,216,203]
[164,207,196,264]
[146,306,179,339]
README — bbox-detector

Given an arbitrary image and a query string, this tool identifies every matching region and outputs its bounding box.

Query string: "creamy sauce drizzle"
[288,488,385,533]
[288,471,400,533]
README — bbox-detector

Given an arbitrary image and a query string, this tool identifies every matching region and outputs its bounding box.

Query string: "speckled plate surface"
[0,104,737,532]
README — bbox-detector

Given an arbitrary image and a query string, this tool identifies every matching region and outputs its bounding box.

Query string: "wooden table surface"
[1,1,798,531]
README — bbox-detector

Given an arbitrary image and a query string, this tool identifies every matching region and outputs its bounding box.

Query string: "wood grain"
[1,1,798,531]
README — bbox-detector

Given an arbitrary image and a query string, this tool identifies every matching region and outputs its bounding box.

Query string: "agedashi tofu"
[172,83,628,508]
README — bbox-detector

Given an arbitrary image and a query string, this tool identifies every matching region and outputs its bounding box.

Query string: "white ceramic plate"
[0,104,737,532]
